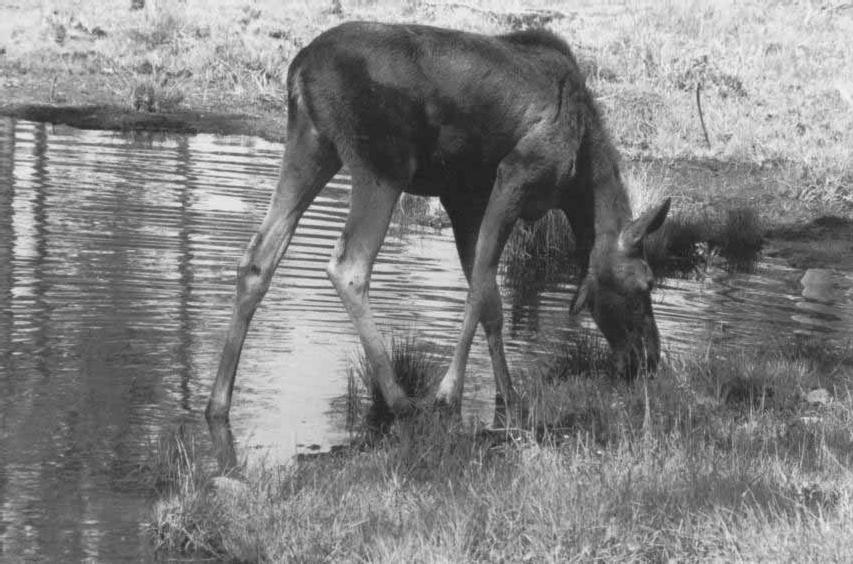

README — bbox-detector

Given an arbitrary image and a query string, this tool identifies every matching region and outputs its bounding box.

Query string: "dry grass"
[2,0,850,202]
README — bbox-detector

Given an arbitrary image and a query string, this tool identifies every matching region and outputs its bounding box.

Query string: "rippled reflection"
[0,120,850,561]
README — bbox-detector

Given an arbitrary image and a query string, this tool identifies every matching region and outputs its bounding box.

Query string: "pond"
[0,119,851,562]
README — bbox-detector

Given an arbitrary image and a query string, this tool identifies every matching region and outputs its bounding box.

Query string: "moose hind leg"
[327,172,409,413]
[207,125,340,421]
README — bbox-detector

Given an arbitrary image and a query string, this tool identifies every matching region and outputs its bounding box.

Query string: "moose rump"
[206,21,669,422]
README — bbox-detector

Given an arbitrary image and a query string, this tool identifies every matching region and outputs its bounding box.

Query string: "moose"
[206,22,670,422]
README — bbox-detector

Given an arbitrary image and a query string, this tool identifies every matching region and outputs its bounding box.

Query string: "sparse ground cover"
[150,337,853,562]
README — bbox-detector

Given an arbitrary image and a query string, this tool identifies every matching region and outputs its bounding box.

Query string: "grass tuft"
[148,426,228,558]
[712,207,764,266]
[347,337,444,434]
[501,209,577,286]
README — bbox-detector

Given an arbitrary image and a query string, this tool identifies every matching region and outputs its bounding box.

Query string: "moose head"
[573,198,671,379]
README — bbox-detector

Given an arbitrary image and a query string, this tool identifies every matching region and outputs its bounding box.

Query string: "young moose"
[206,22,670,421]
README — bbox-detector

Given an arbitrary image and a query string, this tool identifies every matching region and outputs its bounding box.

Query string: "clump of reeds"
[540,330,611,382]
[347,337,443,433]
[129,78,185,112]
[710,207,764,268]
[501,210,577,286]
[391,193,450,234]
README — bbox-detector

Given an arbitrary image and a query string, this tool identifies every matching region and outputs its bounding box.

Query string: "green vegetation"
[149,337,853,562]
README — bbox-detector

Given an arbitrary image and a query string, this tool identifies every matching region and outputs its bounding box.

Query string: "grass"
[148,426,226,556]
[501,210,577,286]
[389,193,451,236]
[148,336,853,562]
[1,0,850,213]
[347,336,444,434]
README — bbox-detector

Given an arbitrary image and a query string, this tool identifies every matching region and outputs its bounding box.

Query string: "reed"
[347,337,443,433]
[501,209,576,286]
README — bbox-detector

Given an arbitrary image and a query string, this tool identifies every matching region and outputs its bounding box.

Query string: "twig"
[695,82,712,149]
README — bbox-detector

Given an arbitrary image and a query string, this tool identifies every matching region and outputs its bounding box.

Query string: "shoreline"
[0,102,288,142]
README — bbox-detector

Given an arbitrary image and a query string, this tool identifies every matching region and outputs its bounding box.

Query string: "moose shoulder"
[206,22,670,422]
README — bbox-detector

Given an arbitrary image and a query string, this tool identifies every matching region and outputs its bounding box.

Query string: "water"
[0,119,850,562]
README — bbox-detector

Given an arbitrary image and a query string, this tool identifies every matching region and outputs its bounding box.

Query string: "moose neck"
[585,133,632,273]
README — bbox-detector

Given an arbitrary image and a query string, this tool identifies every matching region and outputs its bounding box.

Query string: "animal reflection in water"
[206,22,670,434]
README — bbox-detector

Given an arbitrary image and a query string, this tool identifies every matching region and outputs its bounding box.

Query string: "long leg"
[441,192,520,411]
[435,162,528,410]
[327,170,409,412]
[206,113,341,420]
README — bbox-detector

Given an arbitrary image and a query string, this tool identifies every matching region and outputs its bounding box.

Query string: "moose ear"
[619,197,671,252]
[571,275,592,315]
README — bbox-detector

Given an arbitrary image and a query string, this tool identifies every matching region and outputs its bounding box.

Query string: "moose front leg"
[435,166,524,412]
[442,192,520,420]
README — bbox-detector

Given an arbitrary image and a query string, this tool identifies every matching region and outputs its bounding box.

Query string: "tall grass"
[148,426,227,557]
[346,337,443,433]
[501,210,576,286]
[148,337,853,562]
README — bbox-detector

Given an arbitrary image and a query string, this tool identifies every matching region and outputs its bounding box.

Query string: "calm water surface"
[0,119,851,562]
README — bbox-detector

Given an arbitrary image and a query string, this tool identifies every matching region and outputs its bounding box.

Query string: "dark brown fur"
[207,22,670,422]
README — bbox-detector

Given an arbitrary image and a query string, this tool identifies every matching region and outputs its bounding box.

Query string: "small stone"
[210,475,248,498]
[803,388,831,405]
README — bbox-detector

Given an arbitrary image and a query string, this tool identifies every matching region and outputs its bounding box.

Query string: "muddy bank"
[0,102,288,141]
[766,216,853,271]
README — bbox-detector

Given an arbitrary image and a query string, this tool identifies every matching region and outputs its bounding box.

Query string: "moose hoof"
[432,391,461,416]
